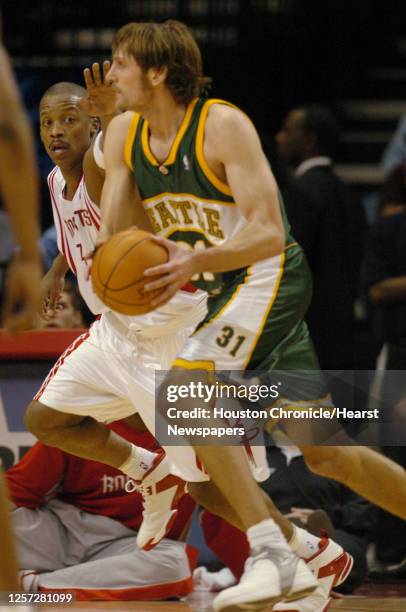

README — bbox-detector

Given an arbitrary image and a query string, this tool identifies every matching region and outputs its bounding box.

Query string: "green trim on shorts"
[245,245,315,370]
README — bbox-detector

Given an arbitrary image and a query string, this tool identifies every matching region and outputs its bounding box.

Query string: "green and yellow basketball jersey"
[124,97,295,295]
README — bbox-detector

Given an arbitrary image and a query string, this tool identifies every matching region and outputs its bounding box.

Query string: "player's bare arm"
[144,104,285,305]
[0,43,42,330]
[201,103,286,267]
[98,112,152,242]
[0,44,40,259]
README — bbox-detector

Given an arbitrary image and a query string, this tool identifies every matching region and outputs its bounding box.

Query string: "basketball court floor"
[38,592,406,611]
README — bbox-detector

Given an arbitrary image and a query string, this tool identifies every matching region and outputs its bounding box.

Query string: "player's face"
[276,109,308,167]
[107,50,153,112]
[40,95,94,170]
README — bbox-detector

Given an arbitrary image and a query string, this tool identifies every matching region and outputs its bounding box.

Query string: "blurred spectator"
[0,210,16,264]
[39,225,76,287]
[379,159,406,220]
[276,106,366,371]
[39,225,59,272]
[6,420,197,600]
[381,115,406,176]
[365,209,406,384]
[363,115,406,228]
[38,280,93,329]
[201,433,376,593]
[0,209,16,304]
[364,206,406,569]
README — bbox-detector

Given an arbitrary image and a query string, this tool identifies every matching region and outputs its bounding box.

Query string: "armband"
[93,131,105,170]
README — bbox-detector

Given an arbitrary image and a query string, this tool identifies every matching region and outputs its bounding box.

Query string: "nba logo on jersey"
[182,155,191,171]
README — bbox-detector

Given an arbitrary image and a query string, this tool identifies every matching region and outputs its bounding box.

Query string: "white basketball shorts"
[34,312,270,483]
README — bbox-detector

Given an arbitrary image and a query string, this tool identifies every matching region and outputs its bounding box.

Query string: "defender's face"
[40,94,93,170]
[107,50,152,112]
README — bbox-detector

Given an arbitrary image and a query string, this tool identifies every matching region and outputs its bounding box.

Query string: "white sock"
[119,444,156,481]
[289,525,320,559]
[247,518,291,552]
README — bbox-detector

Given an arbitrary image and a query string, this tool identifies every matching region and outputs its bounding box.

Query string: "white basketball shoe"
[272,536,354,612]
[134,452,187,551]
[213,543,318,612]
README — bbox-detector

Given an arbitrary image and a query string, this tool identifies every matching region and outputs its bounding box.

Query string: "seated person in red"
[6,419,197,601]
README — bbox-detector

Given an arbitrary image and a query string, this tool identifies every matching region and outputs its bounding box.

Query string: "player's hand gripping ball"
[91,229,168,315]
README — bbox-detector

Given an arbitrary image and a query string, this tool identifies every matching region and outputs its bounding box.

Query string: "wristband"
[93,131,105,170]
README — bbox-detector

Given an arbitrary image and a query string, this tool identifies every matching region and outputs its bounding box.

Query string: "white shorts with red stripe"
[34,312,212,482]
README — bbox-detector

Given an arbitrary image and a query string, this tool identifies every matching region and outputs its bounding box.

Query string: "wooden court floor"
[38,592,406,612]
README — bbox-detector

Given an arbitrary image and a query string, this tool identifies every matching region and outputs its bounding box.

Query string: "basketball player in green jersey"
[99,20,406,611]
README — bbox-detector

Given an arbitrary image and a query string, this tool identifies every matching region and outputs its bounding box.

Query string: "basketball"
[91,228,168,315]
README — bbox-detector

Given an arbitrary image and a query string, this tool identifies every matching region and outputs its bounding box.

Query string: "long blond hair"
[112,20,211,104]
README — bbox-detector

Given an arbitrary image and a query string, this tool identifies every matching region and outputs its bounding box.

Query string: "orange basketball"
[91,228,168,315]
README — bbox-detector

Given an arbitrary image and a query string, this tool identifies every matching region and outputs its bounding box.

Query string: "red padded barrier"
[0,329,86,360]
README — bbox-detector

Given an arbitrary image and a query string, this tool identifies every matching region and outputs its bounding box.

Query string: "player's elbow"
[270,226,285,255]
[260,222,285,258]
[24,402,49,441]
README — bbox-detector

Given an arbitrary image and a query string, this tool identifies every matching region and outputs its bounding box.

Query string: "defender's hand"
[80,61,117,117]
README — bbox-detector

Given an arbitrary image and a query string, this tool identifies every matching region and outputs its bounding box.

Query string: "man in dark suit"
[276,106,366,371]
